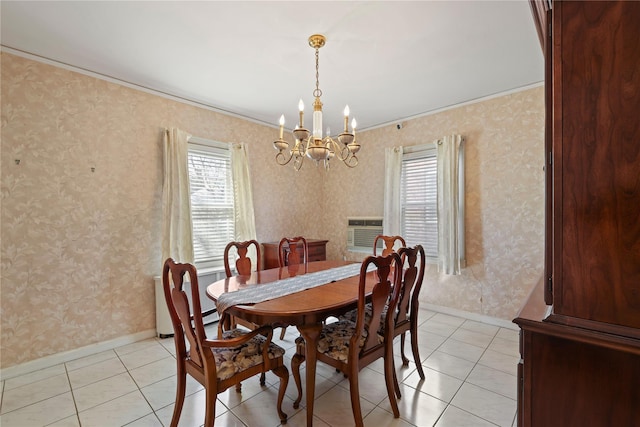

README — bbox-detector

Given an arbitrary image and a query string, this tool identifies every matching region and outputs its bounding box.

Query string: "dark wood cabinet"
[515,1,640,426]
[262,239,328,270]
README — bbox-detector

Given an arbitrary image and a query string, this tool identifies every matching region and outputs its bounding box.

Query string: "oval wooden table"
[207,260,375,427]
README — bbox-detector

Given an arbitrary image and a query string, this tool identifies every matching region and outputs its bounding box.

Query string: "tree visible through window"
[188,145,234,269]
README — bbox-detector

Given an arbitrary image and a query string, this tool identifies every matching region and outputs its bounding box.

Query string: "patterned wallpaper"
[1,52,544,369]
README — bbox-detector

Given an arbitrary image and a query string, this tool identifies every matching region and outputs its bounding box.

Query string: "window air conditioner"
[347,217,383,253]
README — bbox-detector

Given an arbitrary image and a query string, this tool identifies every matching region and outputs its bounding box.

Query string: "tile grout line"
[62,362,82,427]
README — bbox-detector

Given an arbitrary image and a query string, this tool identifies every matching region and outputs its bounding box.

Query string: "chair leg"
[400,332,410,366]
[384,345,400,417]
[291,352,305,409]
[279,326,287,340]
[411,325,425,380]
[203,382,217,427]
[272,366,289,424]
[170,365,187,427]
[393,364,401,399]
[259,372,266,386]
[348,368,365,427]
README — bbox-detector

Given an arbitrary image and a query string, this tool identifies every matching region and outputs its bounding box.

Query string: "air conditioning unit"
[347,217,383,253]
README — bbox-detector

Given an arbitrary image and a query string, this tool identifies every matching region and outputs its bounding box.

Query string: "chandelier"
[273,34,360,171]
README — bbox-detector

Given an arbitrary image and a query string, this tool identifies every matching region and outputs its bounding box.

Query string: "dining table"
[206,259,377,427]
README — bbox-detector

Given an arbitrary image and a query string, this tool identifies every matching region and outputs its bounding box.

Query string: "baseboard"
[0,329,156,381]
[423,303,519,331]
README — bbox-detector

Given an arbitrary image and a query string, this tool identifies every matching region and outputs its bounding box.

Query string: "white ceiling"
[1,1,543,132]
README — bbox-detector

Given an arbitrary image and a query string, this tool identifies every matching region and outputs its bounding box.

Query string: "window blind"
[401,149,438,259]
[188,146,234,268]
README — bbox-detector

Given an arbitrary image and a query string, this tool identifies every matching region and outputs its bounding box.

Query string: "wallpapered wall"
[0,52,324,368]
[1,52,544,369]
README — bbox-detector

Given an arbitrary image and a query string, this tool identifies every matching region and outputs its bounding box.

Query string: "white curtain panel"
[383,146,403,236]
[435,134,464,275]
[230,143,259,270]
[161,127,194,265]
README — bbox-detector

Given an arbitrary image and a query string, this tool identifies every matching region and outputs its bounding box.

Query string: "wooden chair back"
[163,259,211,370]
[223,240,261,277]
[222,240,264,334]
[394,245,427,381]
[355,253,404,360]
[396,245,426,329]
[278,236,309,267]
[373,235,406,257]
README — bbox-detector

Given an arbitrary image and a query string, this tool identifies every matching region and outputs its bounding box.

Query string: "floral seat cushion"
[295,320,383,363]
[203,329,286,381]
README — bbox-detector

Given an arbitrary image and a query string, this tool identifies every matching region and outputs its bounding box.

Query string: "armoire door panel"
[552,0,640,329]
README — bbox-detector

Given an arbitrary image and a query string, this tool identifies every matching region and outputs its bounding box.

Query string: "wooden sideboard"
[262,239,328,270]
[515,279,640,426]
[514,2,640,426]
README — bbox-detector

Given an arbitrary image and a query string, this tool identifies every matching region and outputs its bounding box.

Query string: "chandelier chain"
[313,47,322,98]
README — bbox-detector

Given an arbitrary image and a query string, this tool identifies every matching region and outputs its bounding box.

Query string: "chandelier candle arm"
[279,115,285,139]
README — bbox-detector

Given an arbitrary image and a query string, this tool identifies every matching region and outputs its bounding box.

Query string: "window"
[400,146,438,260]
[187,139,234,270]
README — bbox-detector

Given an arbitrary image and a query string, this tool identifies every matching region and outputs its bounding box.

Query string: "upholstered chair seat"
[295,320,384,364]
[212,329,286,380]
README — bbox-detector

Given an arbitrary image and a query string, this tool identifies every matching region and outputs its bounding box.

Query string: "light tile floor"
[0,310,520,427]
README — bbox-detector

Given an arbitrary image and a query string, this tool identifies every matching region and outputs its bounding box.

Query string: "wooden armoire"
[514,1,640,426]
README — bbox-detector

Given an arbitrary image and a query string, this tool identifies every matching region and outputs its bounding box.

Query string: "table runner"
[216,263,367,315]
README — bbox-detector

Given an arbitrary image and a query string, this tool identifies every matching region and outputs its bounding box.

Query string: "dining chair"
[278,236,309,267]
[222,240,269,385]
[339,245,427,388]
[290,253,403,427]
[277,236,309,339]
[223,240,263,330]
[162,258,289,427]
[373,234,406,257]
[223,239,261,277]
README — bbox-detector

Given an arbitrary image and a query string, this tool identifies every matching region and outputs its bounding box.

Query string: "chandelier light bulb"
[298,99,304,127]
[343,105,350,132]
[279,114,285,139]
